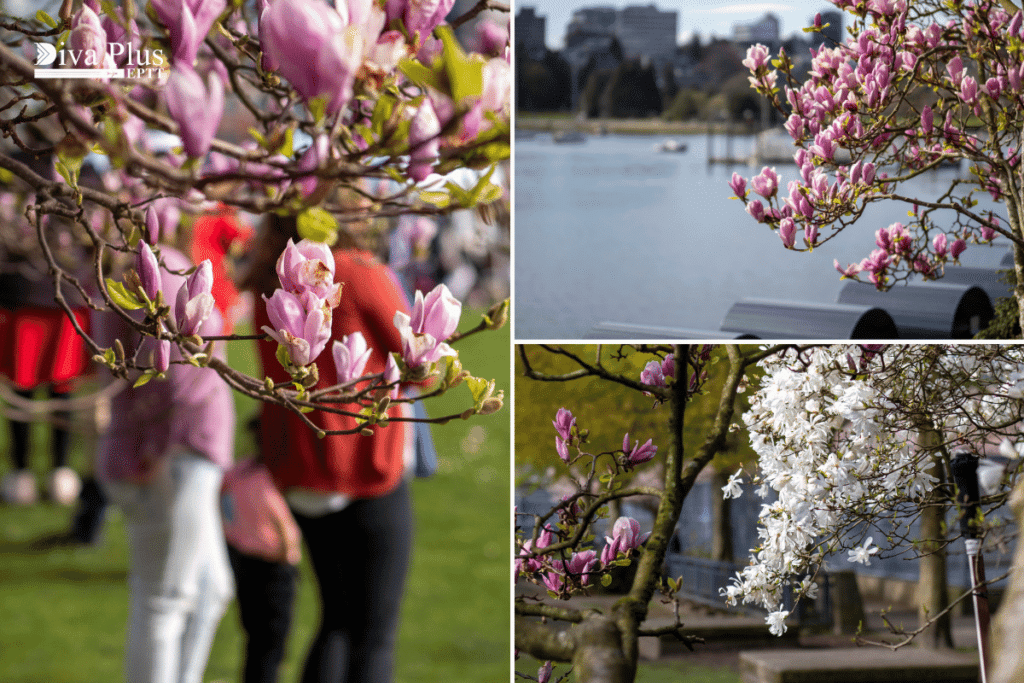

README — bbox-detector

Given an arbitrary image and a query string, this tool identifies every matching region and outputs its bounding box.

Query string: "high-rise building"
[517,7,548,59]
[563,4,677,65]
[732,13,781,50]
[615,5,677,64]
[565,6,618,48]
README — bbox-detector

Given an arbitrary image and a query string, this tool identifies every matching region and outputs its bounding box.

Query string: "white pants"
[103,453,234,683]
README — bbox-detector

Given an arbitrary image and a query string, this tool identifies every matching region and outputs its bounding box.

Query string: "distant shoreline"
[515,113,760,137]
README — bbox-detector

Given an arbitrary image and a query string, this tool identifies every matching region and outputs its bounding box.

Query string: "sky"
[519,1,838,50]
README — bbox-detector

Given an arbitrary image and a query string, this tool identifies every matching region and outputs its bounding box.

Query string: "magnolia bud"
[360,427,374,436]
[478,396,504,415]
[485,298,509,330]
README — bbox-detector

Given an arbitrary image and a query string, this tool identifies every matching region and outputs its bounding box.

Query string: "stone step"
[739,647,980,683]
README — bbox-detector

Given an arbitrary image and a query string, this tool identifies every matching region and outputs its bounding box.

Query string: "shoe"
[47,467,82,505]
[1,469,38,505]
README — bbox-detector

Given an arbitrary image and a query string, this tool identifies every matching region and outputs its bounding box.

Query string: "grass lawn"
[0,310,510,682]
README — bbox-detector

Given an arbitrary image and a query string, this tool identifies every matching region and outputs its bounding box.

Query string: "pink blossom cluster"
[133,239,217,372]
[732,0,1017,289]
[261,239,341,368]
[515,516,649,598]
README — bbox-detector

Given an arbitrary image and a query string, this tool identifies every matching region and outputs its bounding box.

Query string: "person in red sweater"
[240,212,414,683]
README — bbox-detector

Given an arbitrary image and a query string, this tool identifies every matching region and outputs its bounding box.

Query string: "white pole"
[965,538,990,683]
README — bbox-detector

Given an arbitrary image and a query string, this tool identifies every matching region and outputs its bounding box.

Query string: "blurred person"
[0,150,92,506]
[94,244,235,683]
[239,207,416,683]
[221,416,302,683]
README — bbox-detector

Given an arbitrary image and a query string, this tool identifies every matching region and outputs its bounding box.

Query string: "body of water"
[514,131,1007,339]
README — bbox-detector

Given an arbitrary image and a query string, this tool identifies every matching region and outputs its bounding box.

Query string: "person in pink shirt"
[94,245,235,683]
[221,417,302,683]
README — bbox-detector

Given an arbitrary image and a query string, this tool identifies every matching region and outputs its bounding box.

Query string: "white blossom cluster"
[726,345,1024,635]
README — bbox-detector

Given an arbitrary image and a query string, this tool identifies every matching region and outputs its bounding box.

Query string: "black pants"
[228,545,299,683]
[293,480,412,683]
[10,387,70,470]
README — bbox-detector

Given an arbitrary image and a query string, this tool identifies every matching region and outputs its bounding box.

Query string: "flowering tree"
[0,0,509,429]
[514,344,783,683]
[732,344,1024,649]
[731,0,1024,335]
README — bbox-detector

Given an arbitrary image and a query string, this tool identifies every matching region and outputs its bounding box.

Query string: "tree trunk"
[710,469,734,562]
[917,498,953,648]
[991,481,1024,683]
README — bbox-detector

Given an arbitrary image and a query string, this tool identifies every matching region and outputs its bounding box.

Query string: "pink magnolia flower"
[779,218,797,248]
[555,436,569,463]
[174,259,215,336]
[332,332,372,383]
[834,259,862,278]
[392,283,462,368]
[537,661,553,683]
[165,65,224,158]
[746,199,766,222]
[640,359,665,387]
[600,517,650,565]
[660,353,675,379]
[68,6,107,63]
[151,0,227,67]
[475,18,508,55]
[276,239,343,307]
[262,290,333,367]
[136,241,161,302]
[622,434,657,467]
[552,407,575,441]
[407,99,441,182]
[385,0,455,37]
[933,233,949,258]
[260,0,363,114]
[728,172,747,198]
[950,238,967,259]
[382,352,401,399]
[742,43,771,71]
[751,166,779,199]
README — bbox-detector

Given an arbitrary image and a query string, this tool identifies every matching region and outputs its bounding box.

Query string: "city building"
[516,6,548,60]
[614,4,677,65]
[732,12,781,52]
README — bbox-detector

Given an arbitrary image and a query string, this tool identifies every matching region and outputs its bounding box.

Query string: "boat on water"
[553,130,587,144]
[655,139,687,153]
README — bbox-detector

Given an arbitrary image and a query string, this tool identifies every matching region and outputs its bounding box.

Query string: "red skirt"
[0,306,90,392]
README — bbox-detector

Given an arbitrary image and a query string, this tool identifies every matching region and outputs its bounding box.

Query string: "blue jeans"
[103,452,234,683]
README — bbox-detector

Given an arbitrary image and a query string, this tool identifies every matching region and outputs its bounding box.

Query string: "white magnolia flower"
[766,610,789,636]
[722,470,744,499]
[847,537,879,565]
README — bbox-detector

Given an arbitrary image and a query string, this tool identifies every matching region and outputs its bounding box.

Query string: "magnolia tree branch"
[0,0,511,434]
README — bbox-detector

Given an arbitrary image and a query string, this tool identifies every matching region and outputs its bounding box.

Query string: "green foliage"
[514,345,760,485]
[975,272,1021,339]
[663,89,709,122]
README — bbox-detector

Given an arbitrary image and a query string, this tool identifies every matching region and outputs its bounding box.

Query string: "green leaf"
[105,278,144,310]
[275,343,293,371]
[297,207,338,245]
[279,127,294,158]
[601,573,613,587]
[465,376,495,405]
[397,59,445,92]
[419,191,451,208]
[133,371,154,388]
[36,9,58,28]
[308,94,328,124]
[438,26,484,102]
